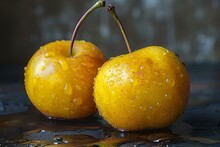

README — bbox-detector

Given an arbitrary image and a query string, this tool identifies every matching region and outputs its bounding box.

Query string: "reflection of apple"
[24,1,106,119]
[94,5,190,131]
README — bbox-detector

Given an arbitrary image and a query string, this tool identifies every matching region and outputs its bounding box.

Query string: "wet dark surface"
[0,64,220,146]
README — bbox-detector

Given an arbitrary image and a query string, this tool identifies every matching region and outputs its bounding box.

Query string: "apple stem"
[107,4,132,53]
[69,0,105,57]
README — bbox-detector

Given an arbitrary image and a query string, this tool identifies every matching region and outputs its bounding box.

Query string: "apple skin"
[24,40,105,119]
[94,46,190,131]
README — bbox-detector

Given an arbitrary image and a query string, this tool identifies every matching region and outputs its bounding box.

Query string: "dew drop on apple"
[111,90,116,96]
[165,78,175,87]
[139,106,146,111]
[163,52,167,56]
[24,66,27,71]
[177,66,180,70]
[64,84,72,95]
[131,95,138,101]
[58,59,68,71]
[86,62,95,68]
[74,97,83,106]
[41,65,45,70]
[109,81,114,86]
[75,85,82,91]
[170,80,176,87]
[139,66,144,70]
[165,94,168,98]
[114,63,119,67]
[45,52,55,58]
[64,107,70,111]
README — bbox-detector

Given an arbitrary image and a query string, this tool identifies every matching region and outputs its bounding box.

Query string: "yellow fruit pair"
[24,1,190,131]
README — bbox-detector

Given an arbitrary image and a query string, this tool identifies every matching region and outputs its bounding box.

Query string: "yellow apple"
[25,40,105,119]
[94,46,190,130]
[93,5,190,131]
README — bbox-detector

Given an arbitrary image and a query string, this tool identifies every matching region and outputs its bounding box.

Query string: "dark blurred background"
[0,0,220,82]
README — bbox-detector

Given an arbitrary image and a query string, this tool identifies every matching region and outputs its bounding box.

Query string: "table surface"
[0,64,220,146]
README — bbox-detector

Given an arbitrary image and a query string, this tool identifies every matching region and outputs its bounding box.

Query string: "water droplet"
[53,137,63,144]
[45,52,55,58]
[40,130,46,133]
[140,66,144,70]
[24,66,27,71]
[97,67,101,71]
[64,107,70,111]
[76,85,82,91]
[86,62,95,68]
[157,102,160,106]
[41,65,45,70]
[112,91,116,96]
[109,73,114,77]
[48,116,53,119]
[149,106,152,110]
[64,84,72,95]
[131,69,137,73]
[58,59,68,71]
[109,81,114,86]
[170,80,176,87]
[163,52,167,55]
[74,97,83,106]
[139,106,147,111]
[165,77,175,87]
[180,74,184,78]
[154,72,159,76]
[165,94,168,98]
[114,63,119,67]
[177,66,180,70]
[130,79,134,83]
